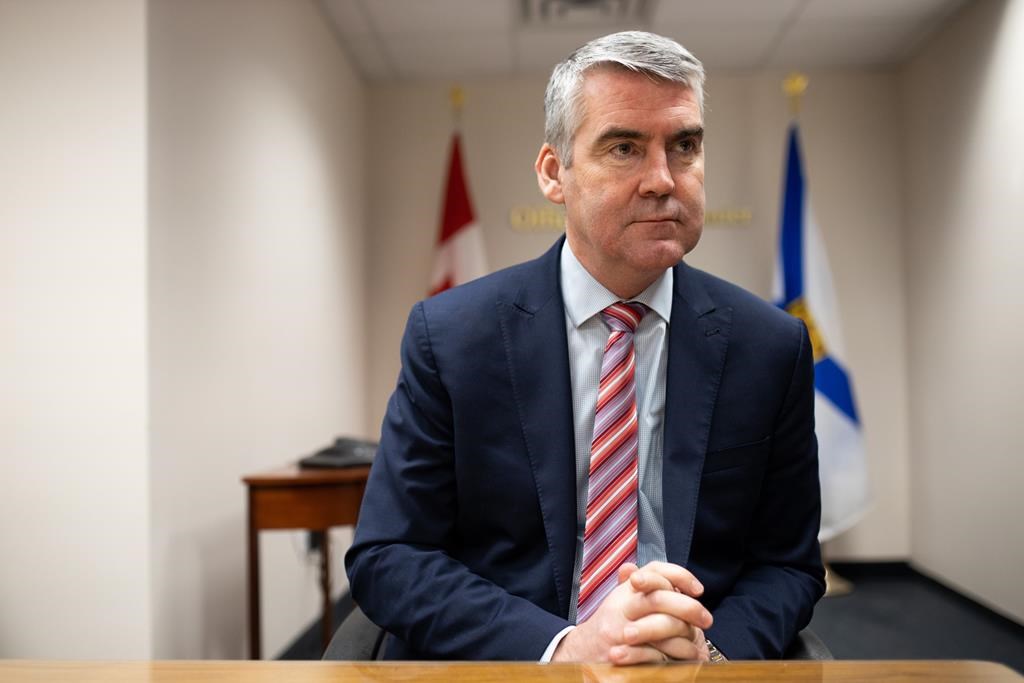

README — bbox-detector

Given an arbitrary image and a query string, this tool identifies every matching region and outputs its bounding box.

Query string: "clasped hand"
[553,561,713,665]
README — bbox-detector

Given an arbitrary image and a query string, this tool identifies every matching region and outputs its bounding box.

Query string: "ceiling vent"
[520,0,651,27]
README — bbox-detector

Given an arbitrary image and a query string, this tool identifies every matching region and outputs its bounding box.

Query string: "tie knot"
[602,302,646,333]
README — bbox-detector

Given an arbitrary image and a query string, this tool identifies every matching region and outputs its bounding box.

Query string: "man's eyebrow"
[671,126,705,142]
[592,126,705,148]
[592,127,647,147]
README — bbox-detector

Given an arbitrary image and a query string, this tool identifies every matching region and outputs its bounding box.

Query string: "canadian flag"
[428,134,488,296]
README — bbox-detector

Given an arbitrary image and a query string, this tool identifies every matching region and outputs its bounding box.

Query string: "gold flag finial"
[449,86,465,115]
[783,72,808,117]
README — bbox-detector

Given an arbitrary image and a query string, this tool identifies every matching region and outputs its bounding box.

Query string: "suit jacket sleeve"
[705,320,826,658]
[345,301,571,660]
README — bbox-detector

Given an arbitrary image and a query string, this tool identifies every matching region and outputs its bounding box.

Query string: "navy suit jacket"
[346,238,825,660]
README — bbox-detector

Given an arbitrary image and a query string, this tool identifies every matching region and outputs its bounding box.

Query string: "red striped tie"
[576,301,646,623]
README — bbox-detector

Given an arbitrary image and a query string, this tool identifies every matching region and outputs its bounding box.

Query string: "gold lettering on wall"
[704,208,753,225]
[509,206,566,232]
[508,206,753,232]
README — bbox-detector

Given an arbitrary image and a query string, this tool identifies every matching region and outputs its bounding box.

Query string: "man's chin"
[631,223,701,253]
[635,239,693,270]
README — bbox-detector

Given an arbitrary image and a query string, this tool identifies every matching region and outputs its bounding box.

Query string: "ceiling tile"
[386,31,514,80]
[360,0,513,35]
[653,0,802,24]
[514,26,645,73]
[321,0,374,37]
[800,0,965,21]
[515,21,781,73]
[319,0,971,82]
[519,0,649,27]
[768,18,921,68]
[657,22,782,69]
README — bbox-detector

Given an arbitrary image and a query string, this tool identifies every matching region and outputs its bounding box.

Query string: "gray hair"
[544,31,705,166]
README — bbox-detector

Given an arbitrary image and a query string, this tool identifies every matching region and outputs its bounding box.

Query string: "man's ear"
[535,143,565,205]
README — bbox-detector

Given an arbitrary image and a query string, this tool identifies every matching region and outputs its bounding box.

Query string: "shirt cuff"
[540,625,576,662]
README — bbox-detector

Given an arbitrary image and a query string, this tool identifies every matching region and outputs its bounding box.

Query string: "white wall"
[147,0,368,658]
[903,0,1024,623]
[5,0,1020,659]
[0,0,151,658]
[0,0,368,660]
[365,70,911,561]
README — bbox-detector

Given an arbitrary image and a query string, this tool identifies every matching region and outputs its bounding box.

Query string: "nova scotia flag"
[772,124,871,542]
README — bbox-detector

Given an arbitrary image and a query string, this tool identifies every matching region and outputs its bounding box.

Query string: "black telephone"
[299,436,377,469]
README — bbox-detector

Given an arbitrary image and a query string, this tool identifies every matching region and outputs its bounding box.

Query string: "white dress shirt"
[541,240,674,661]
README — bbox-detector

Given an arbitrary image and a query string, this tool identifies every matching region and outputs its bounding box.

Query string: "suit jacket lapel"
[497,239,577,617]
[662,263,732,566]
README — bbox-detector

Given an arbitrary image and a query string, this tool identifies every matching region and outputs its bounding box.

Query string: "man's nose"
[638,148,675,197]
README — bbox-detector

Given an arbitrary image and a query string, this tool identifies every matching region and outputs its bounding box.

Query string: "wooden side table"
[242,464,371,659]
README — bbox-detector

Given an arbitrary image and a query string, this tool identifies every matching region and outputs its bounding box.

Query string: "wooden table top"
[1,660,1019,682]
[242,463,371,487]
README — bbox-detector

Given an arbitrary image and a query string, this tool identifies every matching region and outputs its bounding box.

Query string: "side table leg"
[248,492,261,660]
[318,530,332,656]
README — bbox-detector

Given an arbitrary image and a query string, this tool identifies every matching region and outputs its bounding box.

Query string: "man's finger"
[617,562,639,585]
[628,567,675,594]
[651,636,705,662]
[622,612,694,646]
[637,561,704,597]
[608,643,671,666]
[623,588,713,629]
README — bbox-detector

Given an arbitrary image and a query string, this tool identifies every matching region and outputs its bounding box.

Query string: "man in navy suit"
[346,31,824,664]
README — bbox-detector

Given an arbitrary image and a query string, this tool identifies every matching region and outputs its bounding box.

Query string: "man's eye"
[677,138,696,153]
[612,142,634,156]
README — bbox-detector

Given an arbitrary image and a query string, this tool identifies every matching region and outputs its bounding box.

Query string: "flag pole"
[783,72,855,598]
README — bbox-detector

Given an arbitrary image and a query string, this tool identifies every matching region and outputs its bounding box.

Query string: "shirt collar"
[560,239,674,329]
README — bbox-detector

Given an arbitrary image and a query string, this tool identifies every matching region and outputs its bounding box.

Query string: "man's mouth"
[634,217,679,224]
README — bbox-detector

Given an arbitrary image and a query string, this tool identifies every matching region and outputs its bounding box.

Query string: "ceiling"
[321,0,968,82]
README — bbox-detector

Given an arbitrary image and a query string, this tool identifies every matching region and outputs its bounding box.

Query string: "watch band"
[706,639,728,663]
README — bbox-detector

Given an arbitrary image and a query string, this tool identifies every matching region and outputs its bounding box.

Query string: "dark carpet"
[810,562,1024,673]
[281,561,1024,673]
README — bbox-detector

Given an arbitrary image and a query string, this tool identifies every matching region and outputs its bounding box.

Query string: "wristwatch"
[706,639,728,663]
